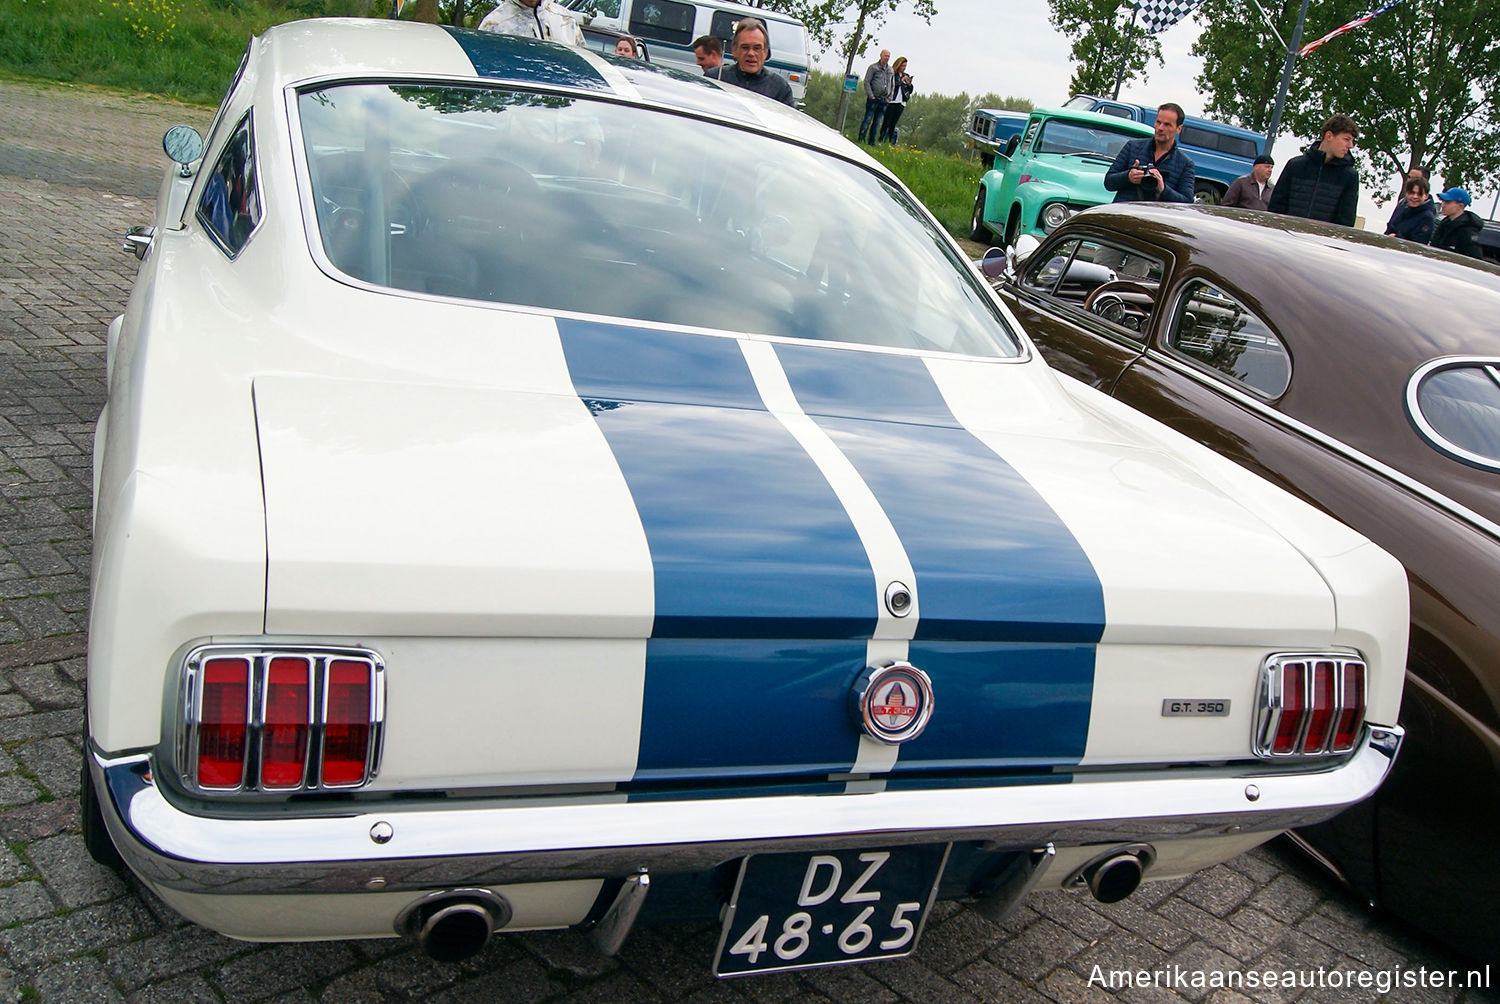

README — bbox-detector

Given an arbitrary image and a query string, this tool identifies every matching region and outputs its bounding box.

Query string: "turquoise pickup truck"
[969,107,1152,246]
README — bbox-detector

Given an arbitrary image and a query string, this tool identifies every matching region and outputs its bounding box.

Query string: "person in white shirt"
[477,0,584,47]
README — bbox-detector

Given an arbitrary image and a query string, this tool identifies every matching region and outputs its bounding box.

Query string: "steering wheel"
[1083,279,1157,315]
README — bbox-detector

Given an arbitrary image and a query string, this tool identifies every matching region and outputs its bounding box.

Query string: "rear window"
[1166,281,1290,397]
[1179,126,1260,160]
[295,82,1019,359]
[1408,358,1500,470]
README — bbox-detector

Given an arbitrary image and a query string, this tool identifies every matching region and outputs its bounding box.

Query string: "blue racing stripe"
[557,320,876,639]
[445,27,611,90]
[773,343,1106,644]
[632,640,867,780]
[896,641,1093,767]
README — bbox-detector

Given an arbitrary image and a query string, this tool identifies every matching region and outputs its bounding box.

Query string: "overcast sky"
[811,0,1494,231]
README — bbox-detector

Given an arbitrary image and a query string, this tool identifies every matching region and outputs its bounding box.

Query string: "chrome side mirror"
[162,124,205,178]
[979,246,1008,281]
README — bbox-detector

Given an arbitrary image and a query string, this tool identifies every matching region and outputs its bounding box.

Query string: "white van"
[564,0,811,105]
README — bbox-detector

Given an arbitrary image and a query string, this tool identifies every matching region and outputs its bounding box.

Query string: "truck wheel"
[81,752,125,871]
[1194,183,1221,206]
[970,188,989,241]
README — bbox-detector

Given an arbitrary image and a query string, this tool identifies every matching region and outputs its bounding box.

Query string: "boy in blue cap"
[1430,187,1484,258]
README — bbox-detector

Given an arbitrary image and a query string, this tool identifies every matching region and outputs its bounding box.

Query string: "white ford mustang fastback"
[87,18,1407,976]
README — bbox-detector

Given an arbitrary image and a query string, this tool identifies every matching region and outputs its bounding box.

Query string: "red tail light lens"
[1257,654,1367,759]
[261,657,311,789]
[1331,662,1366,752]
[1302,661,1337,753]
[198,657,251,788]
[182,648,382,794]
[322,659,373,787]
[1270,661,1305,754]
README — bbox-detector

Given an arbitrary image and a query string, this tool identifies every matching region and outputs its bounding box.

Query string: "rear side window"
[1179,125,1259,160]
[1167,281,1290,397]
[1408,358,1500,470]
[630,0,694,44]
[196,113,261,258]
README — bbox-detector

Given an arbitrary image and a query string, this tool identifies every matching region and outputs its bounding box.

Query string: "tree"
[1193,0,1500,199]
[1047,0,1162,97]
[757,0,938,125]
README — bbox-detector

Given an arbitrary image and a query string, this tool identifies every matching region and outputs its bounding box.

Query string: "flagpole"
[1112,3,1140,100]
[1264,0,1310,157]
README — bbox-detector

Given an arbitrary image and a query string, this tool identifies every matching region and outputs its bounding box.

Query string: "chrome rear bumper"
[91,727,1401,897]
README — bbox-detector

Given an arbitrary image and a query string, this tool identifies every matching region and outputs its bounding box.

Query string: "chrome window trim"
[280,74,1026,364]
[1404,354,1500,473]
[1144,339,1500,544]
[1162,278,1291,400]
[177,644,386,796]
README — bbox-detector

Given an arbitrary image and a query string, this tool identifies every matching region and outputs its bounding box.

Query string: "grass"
[0,0,983,237]
[0,0,291,106]
[868,145,981,242]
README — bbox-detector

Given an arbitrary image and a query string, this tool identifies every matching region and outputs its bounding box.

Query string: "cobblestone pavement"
[0,76,1495,1004]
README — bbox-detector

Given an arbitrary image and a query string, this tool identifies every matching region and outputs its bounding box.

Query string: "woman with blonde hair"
[878,57,913,143]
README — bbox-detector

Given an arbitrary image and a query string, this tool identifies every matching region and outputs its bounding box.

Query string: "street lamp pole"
[1264,0,1311,157]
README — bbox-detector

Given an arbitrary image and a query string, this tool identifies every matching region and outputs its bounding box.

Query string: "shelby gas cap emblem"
[850,662,934,744]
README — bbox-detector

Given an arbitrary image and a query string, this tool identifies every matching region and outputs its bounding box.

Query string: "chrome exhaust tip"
[395,888,512,963]
[1068,843,1156,904]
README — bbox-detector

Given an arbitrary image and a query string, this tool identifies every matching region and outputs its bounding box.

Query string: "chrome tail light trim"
[178,645,386,795]
[1253,652,1366,759]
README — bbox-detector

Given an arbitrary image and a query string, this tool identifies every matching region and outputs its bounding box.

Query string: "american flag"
[1134,0,1208,35]
[1299,0,1405,55]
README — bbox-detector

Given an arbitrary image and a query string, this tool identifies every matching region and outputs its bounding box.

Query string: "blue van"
[1062,95,1266,205]
[965,108,1030,170]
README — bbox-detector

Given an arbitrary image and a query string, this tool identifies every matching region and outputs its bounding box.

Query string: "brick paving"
[0,75,1495,1003]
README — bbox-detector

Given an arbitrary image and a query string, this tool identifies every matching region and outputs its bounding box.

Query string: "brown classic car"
[987,202,1500,965]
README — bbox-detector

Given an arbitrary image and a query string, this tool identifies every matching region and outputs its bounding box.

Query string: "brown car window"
[1409,359,1500,470]
[1026,238,1163,342]
[1167,281,1290,397]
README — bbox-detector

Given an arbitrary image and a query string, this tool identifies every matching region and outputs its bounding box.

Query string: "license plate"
[713,843,949,978]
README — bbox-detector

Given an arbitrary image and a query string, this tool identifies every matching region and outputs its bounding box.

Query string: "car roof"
[1028,107,1155,135]
[256,18,838,150]
[1062,201,1500,517]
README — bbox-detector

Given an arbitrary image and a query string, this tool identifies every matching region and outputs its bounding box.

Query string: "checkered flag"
[1133,0,1206,34]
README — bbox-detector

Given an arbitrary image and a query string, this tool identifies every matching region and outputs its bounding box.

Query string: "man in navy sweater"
[1104,103,1196,204]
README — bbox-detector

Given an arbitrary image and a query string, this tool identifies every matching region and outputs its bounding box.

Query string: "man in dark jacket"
[1221,155,1275,211]
[1430,186,1485,258]
[1103,103,1196,204]
[1267,114,1360,226]
[716,19,793,106]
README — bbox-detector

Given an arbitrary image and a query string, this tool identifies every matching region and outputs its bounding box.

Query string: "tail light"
[180,646,384,794]
[1254,654,1366,758]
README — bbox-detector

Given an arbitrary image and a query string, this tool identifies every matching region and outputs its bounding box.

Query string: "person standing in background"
[857,50,892,144]
[716,18,793,106]
[693,35,725,77]
[878,57,913,143]
[1429,187,1484,258]
[1386,176,1437,244]
[1267,114,1360,226]
[1220,155,1275,211]
[477,0,584,46]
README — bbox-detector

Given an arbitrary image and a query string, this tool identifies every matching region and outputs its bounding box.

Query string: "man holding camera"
[1104,102,1195,204]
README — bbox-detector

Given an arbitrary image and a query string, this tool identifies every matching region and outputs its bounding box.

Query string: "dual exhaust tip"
[396,888,512,963]
[1072,843,1155,904]
[398,844,1155,963]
